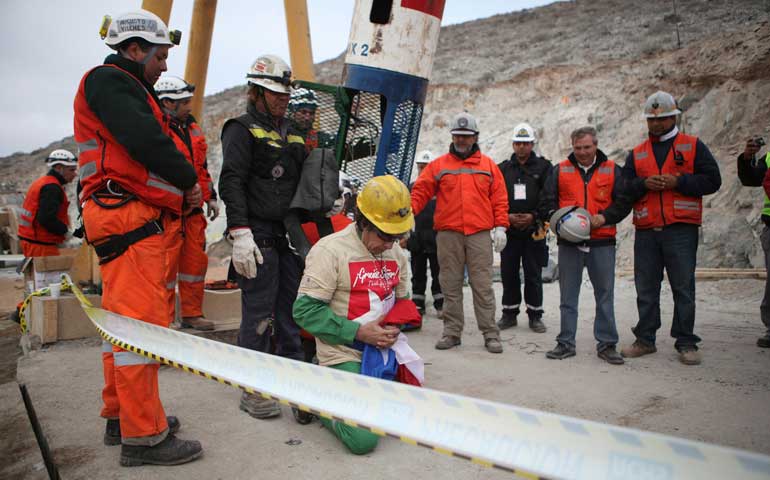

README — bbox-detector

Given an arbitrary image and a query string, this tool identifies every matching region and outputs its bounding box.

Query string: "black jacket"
[407,181,437,254]
[219,103,307,239]
[543,149,629,247]
[83,54,197,191]
[737,151,769,225]
[37,169,68,236]
[498,153,552,236]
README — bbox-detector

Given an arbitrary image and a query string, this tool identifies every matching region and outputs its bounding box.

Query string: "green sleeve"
[293,295,359,345]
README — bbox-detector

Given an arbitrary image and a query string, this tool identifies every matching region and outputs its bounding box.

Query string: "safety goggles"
[162,84,196,96]
[246,70,292,87]
[374,227,405,243]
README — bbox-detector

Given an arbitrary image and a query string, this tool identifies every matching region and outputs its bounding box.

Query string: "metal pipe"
[184,0,218,120]
[141,0,173,23]
[283,0,316,81]
[19,383,60,480]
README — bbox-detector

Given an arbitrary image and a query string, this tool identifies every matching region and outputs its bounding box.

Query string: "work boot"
[678,347,701,366]
[597,346,624,365]
[181,316,215,331]
[435,335,461,350]
[497,311,517,330]
[240,392,281,419]
[120,434,202,467]
[528,315,546,333]
[757,334,770,348]
[546,343,576,360]
[620,340,657,358]
[292,407,316,425]
[105,416,180,446]
[484,338,503,354]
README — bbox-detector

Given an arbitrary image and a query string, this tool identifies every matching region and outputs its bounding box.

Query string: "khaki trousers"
[436,230,499,340]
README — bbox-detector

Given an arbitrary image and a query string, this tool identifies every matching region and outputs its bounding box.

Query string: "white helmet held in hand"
[46,149,78,168]
[101,10,181,49]
[415,150,433,165]
[246,55,292,94]
[511,122,536,143]
[550,206,591,243]
[155,76,195,101]
[643,91,681,118]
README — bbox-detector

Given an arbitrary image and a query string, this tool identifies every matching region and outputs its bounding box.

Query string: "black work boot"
[528,315,546,333]
[497,311,518,330]
[758,334,770,348]
[120,434,202,466]
[105,416,180,446]
[292,407,316,425]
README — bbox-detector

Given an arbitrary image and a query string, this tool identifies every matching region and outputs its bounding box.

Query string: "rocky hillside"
[2,0,769,267]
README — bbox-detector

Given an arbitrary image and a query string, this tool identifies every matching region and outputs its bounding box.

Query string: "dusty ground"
[1,274,768,479]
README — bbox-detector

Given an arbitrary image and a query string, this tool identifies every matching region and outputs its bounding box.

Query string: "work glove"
[326,197,345,218]
[230,228,263,279]
[492,226,507,253]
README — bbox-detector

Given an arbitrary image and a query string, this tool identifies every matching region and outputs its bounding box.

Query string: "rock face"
[2,0,769,266]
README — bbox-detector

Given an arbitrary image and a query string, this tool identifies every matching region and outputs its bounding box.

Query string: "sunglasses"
[374,228,405,243]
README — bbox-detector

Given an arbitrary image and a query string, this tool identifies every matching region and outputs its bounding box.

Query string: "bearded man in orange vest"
[18,150,77,257]
[619,91,721,366]
[155,75,219,331]
[542,127,630,365]
[74,10,202,466]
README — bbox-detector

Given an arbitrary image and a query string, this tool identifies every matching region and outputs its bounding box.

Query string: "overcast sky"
[0,0,554,157]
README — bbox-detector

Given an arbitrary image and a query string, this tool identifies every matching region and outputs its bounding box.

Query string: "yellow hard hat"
[356,175,414,235]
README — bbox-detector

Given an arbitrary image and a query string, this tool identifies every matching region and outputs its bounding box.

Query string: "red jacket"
[632,133,702,229]
[411,149,509,235]
[18,175,69,245]
[557,159,616,240]
[74,64,185,213]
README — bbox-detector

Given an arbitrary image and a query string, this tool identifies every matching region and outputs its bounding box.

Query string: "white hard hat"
[511,122,536,143]
[101,10,181,50]
[155,75,195,101]
[289,88,319,111]
[415,150,433,165]
[643,91,681,118]
[246,55,292,94]
[46,149,78,168]
[450,112,479,135]
[549,206,591,243]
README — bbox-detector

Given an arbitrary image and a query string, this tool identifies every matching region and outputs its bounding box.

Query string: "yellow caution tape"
[57,275,770,479]
[17,282,73,334]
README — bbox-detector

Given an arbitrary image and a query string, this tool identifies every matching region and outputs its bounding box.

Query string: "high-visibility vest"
[557,159,616,240]
[74,64,184,213]
[18,175,69,244]
[170,120,213,205]
[632,133,702,229]
[762,152,770,217]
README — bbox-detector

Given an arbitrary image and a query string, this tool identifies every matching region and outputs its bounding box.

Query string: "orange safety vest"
[170,121,212,205]
[18,175,69,245]
[557,159,616,240]
[74,64,184,213]
[631,133,701,229]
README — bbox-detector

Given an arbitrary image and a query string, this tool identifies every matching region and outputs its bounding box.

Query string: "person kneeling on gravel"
[293,175,422,455]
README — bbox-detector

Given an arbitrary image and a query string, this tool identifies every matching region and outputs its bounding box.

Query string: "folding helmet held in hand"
[549,206,591,243]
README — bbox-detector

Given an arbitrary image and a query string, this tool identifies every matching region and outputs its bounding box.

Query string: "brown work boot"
[620,340,657,358]
[678,347,701,366]
[484,338,503,354]
[240,392,281,419]
[435,335,461,350]
[181,316,215,331]
[120,434,202,467]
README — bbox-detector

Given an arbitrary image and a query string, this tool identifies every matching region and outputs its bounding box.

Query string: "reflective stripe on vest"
[77,139,99,154]
[248,127,305,145]
[434,168,492,182]
[557,159,616,240]
[631,133,702,229]
[79,161,97,181]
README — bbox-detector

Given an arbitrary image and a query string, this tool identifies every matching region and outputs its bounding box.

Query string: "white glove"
[230,228,263,279]
[326,197,345,218]
[492,226,507,253]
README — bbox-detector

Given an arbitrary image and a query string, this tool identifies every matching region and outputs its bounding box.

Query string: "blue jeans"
[236,245,303,361]
[632,223,701,351]
[557,244,619,351]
